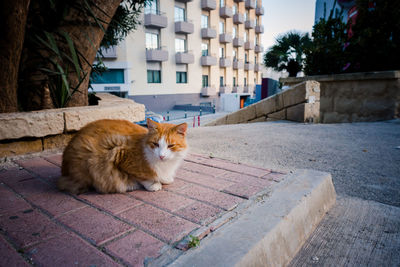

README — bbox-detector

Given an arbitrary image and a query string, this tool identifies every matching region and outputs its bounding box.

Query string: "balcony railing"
[256,6,264,15]
[201,0,217,10]
[201,27,217,39]
[146,47,169,62]
[245,0,256,9]
[219,57,232,68]
[175,20,194,34]
[175,51,194,64]
[232,86,243,93]
[233,60,244,69]
[219,85,232,94]
[255,25,264,33]
[233,37,244,47]
[99,46,117,58]
[254,64,261,72]
[201,86,217,96]
[219,6,233,18]
[255,44,264,53]
[244,62,254,70]
[244,41,254,50]
[233,13,244,24]
[144,12,168,28]
[219,33,233,43]
[201,54,217,66]
[245,20,255,29]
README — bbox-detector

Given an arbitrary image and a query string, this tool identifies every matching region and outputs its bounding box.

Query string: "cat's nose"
[159,155,165,160]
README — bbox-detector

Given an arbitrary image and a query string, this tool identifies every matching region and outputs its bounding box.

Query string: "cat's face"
[145,119,188,161]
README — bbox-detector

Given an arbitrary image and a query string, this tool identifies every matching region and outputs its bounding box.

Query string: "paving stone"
[263,172,286,182]
[105,230,165,267]
[129,190,194,212]
[0,209,66,248]
[177,184,243,211]
[119,204,198,244]
[0,185,31,214]
[57,206,133,245]
[218,171,273,188]
[175,169,234,190]
[15,158,61,184]
[163,178,190,192]
[27,232,120,267]
[79,192,142,215]
[43,153,62,167]
[26,191,86,217]
[0,168,36,185]
[0,235,30,267]
[181,161,226,177]
[4,175,54,197]
[222,183,265,199]
[175,202,224,225]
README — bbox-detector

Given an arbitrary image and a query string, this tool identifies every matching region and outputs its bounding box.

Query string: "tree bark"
[0,0,30,113]
[60,0,122,107]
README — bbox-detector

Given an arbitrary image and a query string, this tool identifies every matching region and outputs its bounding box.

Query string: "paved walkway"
[0,152,284,266]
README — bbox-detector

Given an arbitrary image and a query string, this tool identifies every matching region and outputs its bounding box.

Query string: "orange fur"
[58,119,188,194]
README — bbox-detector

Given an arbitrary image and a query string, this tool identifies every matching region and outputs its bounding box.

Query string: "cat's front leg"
[159,176,174,185]
[140,180,162,192]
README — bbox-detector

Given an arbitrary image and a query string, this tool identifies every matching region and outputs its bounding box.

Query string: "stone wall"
[0,93,145,158]
[281,71,400,123]
[206,81,321,126]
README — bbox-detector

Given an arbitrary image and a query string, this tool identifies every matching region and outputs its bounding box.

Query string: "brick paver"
[0,152,285,266]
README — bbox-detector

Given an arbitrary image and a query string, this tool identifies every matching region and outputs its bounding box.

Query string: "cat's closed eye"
[168,144,175,148]
[152,142,159,147]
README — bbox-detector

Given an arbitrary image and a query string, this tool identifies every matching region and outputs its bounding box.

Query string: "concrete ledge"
[168,169,336,267]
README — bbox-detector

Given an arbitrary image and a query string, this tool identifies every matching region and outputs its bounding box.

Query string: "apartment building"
[91,0,265,112]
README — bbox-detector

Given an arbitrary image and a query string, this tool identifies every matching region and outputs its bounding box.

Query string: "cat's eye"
[168,144,175,148]
[152,142,159,147]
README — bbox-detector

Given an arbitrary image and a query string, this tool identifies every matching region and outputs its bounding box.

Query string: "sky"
[261,0,316,51]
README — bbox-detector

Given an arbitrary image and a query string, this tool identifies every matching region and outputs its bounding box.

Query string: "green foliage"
[188,235,200,248]
[263,31,311,77]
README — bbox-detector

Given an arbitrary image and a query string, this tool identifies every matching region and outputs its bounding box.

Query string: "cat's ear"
[147,119,159,132]
[175,123,188,136]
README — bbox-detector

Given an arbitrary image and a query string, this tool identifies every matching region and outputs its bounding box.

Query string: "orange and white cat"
[57,118,188,194]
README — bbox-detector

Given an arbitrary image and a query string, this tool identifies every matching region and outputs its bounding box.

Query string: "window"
[220,0,225,7]
[202,75,209,87]
[145,0,158,14]
[219,47,224,58]
[255,36,258,45]
[233,77,236,86]
[201,15,209,28]
[147,70,161,83]
[146,32,159,50]
[233,27,237,38]
[244,12,248,21]
[175,38,186,52]
[176,72,187,83]
[220,76,224,86]
[175,6,185,22]
[201,43,209,56]
[245,52,248,63]
[244,77,247,86]
[233,49,237,61]
[91,69,124,84]
[254,56,257,64]
[244,31,248,42]
[219,21,225,33]
[232,4,237,14]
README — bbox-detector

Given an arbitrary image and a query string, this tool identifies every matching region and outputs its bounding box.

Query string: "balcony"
[255,44,264,53]
[256,7,264,15]
[146,48,168,62]
[244,41,254,50]
[254,63,261,72]
[201,86,217,96]
[245,20,255,29]
[219,33,233,43]
[175,51,194,64]
[201,27,217,39]
[219,86,232,94]
[232,86,243,93]
[233,13,244,24]
[219,57,232,68]
[201,55,217,66]
[243,85,254,93]
[201,0,217,10]
[255,25,264,33]
[233,37,244,47]
[175,20,194,34]
[219,6,233,18]
[144,13,168,28]
[99,46,117,58]
[233,60,244,69]
[244,62,254,70]
[245,0,256,9]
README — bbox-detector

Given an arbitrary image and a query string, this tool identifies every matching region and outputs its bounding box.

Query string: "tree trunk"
[61,0,122,107]
[0,0,30,113]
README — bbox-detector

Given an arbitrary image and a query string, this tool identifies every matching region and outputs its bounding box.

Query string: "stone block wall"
[281,71,400,123]
[206,81,321,126]
[0,94,145,158]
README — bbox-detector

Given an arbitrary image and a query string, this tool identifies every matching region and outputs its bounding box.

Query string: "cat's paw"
[126,181,141,192]
[159,177,174,185]
[140,180,162,192]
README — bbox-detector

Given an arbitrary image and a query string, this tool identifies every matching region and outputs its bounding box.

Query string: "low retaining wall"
[0,93,145,158]
[206,81,321,126]
[281,71,400,123]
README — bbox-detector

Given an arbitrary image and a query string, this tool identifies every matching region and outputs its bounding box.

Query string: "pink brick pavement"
[0,152,285,266]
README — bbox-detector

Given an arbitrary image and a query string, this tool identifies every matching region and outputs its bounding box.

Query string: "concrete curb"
[167,169,336,267]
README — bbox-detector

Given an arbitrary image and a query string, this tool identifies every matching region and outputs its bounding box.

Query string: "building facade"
[91,0,264,112]
[315,0,356,23]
